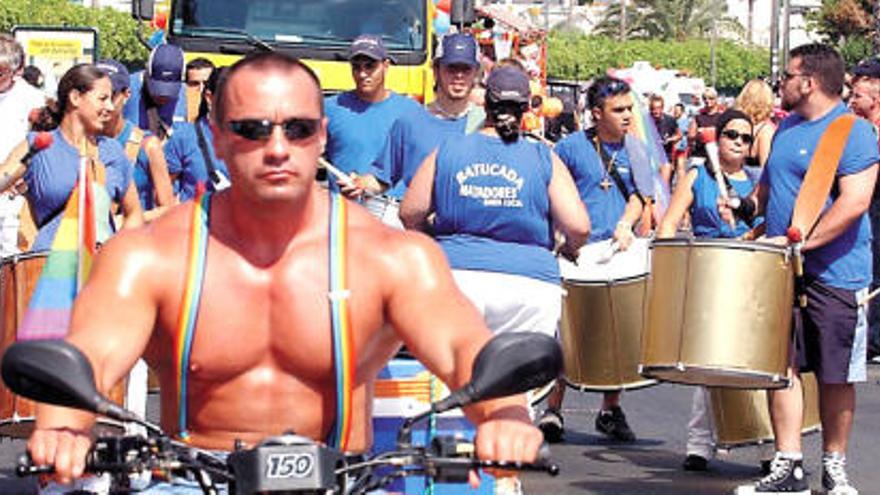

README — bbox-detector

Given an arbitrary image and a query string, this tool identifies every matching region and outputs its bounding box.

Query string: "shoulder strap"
[124,126,144,163]
[173,192,212,442]
[327,190,354,452]
[790,114,857,238]
[194,121,221,185]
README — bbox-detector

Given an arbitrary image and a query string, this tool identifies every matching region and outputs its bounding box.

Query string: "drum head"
[560,238,651,283]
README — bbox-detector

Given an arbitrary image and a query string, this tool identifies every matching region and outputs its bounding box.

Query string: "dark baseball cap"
[95,59,130,93]
[485,66,530,104]
[349,34,388,61]
[146,44,184,100]
[852,57,880,79]
[435,33,479,67]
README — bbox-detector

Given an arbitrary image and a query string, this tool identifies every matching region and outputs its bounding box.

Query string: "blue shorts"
[796,279,868,384]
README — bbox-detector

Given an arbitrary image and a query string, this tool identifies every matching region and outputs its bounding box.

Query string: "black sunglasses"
[227,118,321,141]
[351,59,380,72]
[721,129,754,145]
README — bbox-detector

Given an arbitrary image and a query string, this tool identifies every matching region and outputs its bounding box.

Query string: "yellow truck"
[133,0,444,102]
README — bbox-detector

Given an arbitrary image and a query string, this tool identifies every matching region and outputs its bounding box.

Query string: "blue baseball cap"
[485,67,530,104]
[349,34,388,61]
[146,44,184,100]
[95,59,130,93]
[435,33,479,67]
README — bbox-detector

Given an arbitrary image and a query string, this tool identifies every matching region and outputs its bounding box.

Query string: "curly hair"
[734,79,774,124]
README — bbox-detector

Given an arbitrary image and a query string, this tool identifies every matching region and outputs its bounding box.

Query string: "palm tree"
[594,0,744,42]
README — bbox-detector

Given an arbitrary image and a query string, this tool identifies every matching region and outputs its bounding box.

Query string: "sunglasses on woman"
[721,129,754,145]
[227,118,321,141]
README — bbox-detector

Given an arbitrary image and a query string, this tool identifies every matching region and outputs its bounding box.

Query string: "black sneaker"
[682,454,708,472]
[734,454,809,495]
[594,406,636,442]
[537,408,564,443]
[822,453,858,495]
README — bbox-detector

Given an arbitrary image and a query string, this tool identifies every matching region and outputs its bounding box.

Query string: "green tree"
[594,0,743,41]
[548,32,769,93]
[0,0,150,67]
[804,0,876,64]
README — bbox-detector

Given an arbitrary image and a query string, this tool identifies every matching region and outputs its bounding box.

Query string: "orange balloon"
[436,0,451,13]
[541,97,564,119]
[522,111,541,131]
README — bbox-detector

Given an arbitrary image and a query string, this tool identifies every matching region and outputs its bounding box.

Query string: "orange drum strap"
[790,114,856,239]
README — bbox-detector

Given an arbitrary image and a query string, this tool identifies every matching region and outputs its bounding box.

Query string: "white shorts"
[451,269,562,337]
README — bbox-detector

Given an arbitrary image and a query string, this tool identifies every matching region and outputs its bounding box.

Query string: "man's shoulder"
[347,206,444,270]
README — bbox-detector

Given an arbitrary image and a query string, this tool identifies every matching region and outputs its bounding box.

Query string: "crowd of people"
[0,28,877,495]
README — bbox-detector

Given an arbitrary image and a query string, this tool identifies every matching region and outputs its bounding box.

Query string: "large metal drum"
[0,252,126,437]
[710,372,821,449]
[640,238,794,388]
[559,238,656,391]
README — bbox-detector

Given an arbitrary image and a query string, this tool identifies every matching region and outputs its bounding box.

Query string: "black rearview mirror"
[132,0,155,21]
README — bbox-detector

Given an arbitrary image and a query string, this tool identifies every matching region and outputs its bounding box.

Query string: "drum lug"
[676,362,686,371]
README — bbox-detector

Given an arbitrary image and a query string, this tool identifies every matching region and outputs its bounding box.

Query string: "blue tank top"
[433,133,558,284]
[689,164,760,238]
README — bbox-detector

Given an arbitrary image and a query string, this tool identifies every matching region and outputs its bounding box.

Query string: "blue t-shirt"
[123,71,188,131]
[555,131,637,242]
[115,121,155,209]
[433,133,558,284]
[324,91,420,191]
[371,107,468,199]
[25,129,133,251]
[762,103,880,289]
[689,164,760,238]
[165,119,230,202]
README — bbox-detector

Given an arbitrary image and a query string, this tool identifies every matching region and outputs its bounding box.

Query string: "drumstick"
[705,142,736,230]
[319,157,377,199]
[859,286,880,307]
[319,157,356,187]
[787,227,807,309]
[597,240,620,264]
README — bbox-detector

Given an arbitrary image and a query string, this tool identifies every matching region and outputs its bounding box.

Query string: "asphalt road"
[0,365,877,494]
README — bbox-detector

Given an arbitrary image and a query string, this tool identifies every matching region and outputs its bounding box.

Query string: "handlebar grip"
[16,454,55,477]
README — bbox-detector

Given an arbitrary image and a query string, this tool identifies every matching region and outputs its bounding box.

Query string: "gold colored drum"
[710,372,821,449]
[640,238,794,388]
[559,239,656,391]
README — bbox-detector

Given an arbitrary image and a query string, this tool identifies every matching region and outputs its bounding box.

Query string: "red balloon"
[436,0,451,13]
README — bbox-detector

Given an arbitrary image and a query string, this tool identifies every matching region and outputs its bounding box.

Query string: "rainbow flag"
[629,91,672,219]
[18,147,109,340]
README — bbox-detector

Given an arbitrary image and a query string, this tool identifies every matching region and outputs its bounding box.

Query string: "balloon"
[436,0,451,13]
[434,11,451,35]
[522,111,541,131]
[541,97,564,119]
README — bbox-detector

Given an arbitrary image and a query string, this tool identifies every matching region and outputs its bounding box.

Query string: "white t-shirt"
[0,78,46,162]
[0,78,45,256]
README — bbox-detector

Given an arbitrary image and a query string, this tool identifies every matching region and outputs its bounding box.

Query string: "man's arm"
[383,233,543,462]
[548,152,590,260]
[29,228,162,483]
[399,151,437,232]
[804,163,878,251]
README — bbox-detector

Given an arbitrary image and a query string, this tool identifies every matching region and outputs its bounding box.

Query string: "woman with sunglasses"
[0,63,142,252]
[657,109,764,472]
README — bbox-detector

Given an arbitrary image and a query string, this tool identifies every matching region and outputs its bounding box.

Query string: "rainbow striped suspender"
[174,192,212,441]
[326,190,354,451]
[172,190,354,451]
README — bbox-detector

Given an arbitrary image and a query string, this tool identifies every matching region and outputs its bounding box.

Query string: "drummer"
[540,76,655,443]
[725,43,878,495]
[657,108,764,471]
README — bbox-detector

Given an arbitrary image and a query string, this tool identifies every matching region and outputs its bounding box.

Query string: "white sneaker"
[822,452,858,495]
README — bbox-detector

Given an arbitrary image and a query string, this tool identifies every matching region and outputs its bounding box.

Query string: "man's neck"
[355,88,390,104]
[797,93,840,121]
[223,186,322,262]
[431,94,469,119]
[596,125,624,145]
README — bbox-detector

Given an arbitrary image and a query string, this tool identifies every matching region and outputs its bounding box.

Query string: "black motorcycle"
[1,332,561,494]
